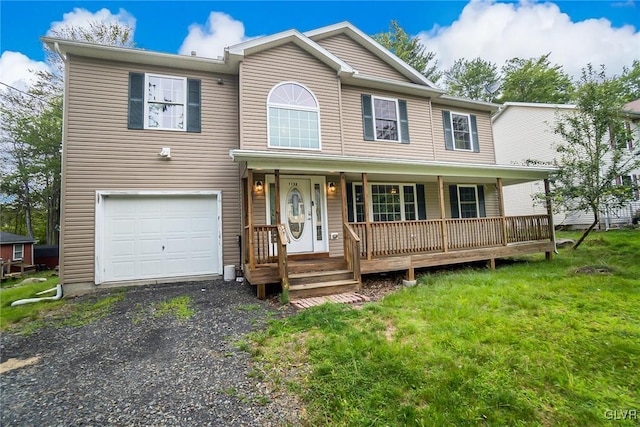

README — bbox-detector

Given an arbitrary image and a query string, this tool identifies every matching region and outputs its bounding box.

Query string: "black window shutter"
[416,184,426,220]
[187,78,201,133]
[398,99,410,144]
[361,95,375,141]
[443,110,454,150]
[346,183,354,223]
[128,72,144,129]
[470,115,480,152]
[477,185,486,217]
[449,185,459,218]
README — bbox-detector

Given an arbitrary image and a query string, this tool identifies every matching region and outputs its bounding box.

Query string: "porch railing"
[349,214,551,258]
[245,224,278,266]
[446,217,504,250]
[505,215,551,243]
[343,223,361,284]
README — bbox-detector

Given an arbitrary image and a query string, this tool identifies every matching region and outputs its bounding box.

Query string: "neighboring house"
[34,245,59,270]
[0,231,35,272]
[45,22,555,299]
[493,102,640,229]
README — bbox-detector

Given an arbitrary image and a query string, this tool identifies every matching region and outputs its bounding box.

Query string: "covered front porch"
[233,150,556,300]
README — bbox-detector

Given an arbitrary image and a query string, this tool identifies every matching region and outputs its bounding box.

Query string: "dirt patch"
[575,266,613,275]
[0,356,41,374]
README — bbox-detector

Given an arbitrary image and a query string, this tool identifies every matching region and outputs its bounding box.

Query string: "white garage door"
[101,195,220,283]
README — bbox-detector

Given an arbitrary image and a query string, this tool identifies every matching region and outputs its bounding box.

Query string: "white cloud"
[179,12,251,59]
[418,0,640,78]
[47,7,136,38]
[0,51,49,92]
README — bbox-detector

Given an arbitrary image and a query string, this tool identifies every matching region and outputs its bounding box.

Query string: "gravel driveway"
[1,280,300,426]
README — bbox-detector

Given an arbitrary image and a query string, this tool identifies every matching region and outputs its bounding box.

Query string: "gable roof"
[0,231,36,244]
[44,22,498,112]
[492,102,576,123]
[304,22,438,88]
[226,29,354,76]
[624,99,640,115]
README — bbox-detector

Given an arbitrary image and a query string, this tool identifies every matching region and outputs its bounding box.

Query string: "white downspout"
[11,284,63,306]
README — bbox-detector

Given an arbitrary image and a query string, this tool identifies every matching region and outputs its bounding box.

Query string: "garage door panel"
[101,195,219,283]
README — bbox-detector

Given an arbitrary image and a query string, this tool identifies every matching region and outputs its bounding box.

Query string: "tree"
[444,57,500,102]
[373,20,442,84]
[0,20,134,244]
[619,59,640,103]
[499,53,573,104]
[545,65,639,249]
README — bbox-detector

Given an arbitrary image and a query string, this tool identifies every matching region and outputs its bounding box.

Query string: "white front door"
[281,178,314,253]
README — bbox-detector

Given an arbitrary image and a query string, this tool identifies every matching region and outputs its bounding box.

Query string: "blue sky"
[1,1,639,90]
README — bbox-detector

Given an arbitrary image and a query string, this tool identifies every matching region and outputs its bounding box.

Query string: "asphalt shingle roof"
[0,231,36,244]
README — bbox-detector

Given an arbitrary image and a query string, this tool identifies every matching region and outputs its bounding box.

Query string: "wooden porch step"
[288,257,347,274]
[289,279,360,300]
[289,269,353,286]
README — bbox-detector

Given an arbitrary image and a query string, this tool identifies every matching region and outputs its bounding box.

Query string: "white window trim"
[457,184,480,218]
[13,243,24,261]
[352,182,418,222]
[449,111,475,152]
[372,96,402,143]
[267,81,322,151]
[144,73,188,132]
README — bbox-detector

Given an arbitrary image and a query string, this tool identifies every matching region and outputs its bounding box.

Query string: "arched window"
[268,82,320,150]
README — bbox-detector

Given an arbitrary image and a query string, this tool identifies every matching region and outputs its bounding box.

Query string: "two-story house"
[493,102,640,230]
[45,22,555,299]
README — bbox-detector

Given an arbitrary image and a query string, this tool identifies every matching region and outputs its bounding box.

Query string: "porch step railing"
[343,223,361,285]
[245,224,278,266]
[349,214,551,258]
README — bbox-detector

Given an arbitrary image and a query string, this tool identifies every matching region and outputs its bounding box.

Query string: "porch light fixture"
[328,182,336,193]
[254,180,263,194]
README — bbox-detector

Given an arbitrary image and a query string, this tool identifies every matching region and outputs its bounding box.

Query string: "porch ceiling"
[229,149,555,185]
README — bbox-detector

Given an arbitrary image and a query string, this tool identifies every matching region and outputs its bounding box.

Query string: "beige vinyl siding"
[425,183,441,219]
[251,173,268,225]
[240,43,342,155]
[431,104,496,164]
[341,85,435,160]
[61,55,240,285]
[326,174,344,257]
[316,34,412,83]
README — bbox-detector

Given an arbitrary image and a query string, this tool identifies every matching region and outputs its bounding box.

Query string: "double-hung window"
[442,110,479,152]
[361,95,410,143]
[351,183,418,222]
[268,82,320,150]
[449,184,486,218]
[146,75,186,130]
[13,244,24,261]
[128,72,201,132]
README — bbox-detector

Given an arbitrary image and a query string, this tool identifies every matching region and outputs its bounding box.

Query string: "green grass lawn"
[0,272,124,334]
[252,230,640,426]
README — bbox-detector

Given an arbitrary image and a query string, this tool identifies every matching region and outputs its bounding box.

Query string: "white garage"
[95,191,222,284]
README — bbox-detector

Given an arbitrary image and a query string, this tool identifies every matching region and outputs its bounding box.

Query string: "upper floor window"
[268,82,320,150]
[128,72,201,132]
[442,110,479,152]
[146,75,186,130]
[361,95,410,143]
